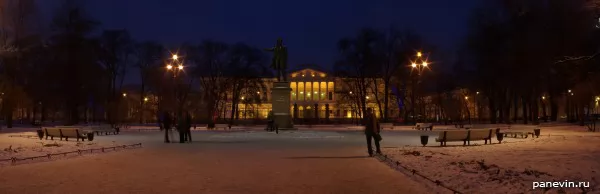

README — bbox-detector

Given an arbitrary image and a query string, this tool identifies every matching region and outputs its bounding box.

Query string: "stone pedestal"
[271,82,295,130]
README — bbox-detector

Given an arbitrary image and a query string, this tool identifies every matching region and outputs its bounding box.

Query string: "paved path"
[0,130,429,194]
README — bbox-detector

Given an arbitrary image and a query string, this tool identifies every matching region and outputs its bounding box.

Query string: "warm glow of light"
[122,93,127,97]
[568,89,572,93]
[349,91,353,94]
[464,96,468,100]
[571,93,574,96]
[257,91,260,94]
[411,63,417,68]
[167,65,173,69]
[319,73,326,77]
[144,97,148,101]
[241,96,245,100]
[178,65,183,70]
[311,74,315,77]
[172,54,178,60]
[314,91,317,94]
[417,52,422,57]
[476,92,479,95]
[366,96,370,99]
[596,96,599,101]
[300,91,303,94]
[422,62,428,67]
[291,73,297,77]
[542,96,545,100]
[307,93,311,96]
[302,74,305,77]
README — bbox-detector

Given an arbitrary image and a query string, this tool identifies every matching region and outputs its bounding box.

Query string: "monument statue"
[264,38,288,82]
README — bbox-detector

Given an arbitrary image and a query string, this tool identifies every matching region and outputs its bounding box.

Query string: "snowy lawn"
[0,131,134,167]
[382,126,600,194]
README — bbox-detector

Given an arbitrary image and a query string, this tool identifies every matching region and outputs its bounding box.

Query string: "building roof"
[288,64,331,75]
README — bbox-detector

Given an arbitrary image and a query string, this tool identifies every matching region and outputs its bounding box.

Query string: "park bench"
[379,123,394,130]
[415,123,433,130]
[44,127,62,140]
[59,128,88,141]
[502,128,536,138]
[435,130,469,146]
[467,129,493,145]
[213,124,230,130]
[43,127,87,141]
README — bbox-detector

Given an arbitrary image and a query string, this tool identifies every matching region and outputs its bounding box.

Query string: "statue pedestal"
[271,82,295,130]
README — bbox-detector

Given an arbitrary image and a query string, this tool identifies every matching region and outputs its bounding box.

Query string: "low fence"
[375,154,462,194]
[0,143,142,165]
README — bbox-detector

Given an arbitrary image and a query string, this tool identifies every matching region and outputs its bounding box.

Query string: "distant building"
[219,65,400,120]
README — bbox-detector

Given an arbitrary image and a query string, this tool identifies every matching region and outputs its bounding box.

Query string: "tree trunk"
[41,102,46,122]
[488,95,497,124]
[383,79,389,122]
[532,96,540,125]
[139,83,145,124]
[522,97,528,124]
[513,93,518,123]
[550,95,558,121]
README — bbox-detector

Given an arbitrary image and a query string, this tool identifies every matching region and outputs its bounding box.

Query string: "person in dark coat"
[177,113,186,143]
[364,108,381,157]
[163,111,172,143]
[185,112,192,142]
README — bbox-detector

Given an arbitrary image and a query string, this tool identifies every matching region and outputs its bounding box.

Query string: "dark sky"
[41,0,479,84]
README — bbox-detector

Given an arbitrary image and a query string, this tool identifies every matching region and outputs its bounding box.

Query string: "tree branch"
[554,52,599,64]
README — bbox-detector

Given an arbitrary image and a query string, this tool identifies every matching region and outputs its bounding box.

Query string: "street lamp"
[409,51,430,123]
[122,93,127,97]
[166,53,184,117]
[144,97,148,102]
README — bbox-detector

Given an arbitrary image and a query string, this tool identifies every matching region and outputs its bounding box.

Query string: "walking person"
[163,111,173,143]
[266,110,274,131]
[364,108,382,157]
[177,113,187,143]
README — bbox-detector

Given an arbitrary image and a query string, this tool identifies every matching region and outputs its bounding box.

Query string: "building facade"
[221,67,400,120]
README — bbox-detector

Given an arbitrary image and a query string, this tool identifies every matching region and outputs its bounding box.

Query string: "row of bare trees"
[460,0,600,125]
[0,0,271,128]
[335,0,600,126]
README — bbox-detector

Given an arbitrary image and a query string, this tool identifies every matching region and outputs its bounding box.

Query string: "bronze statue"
[264,38,288,82]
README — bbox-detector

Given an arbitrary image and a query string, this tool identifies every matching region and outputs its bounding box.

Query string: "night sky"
[40,0,480,83]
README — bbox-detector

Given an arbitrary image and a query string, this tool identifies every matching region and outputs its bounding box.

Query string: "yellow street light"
[144,97,148,102]
[411,63,417,68]
[417,52,422,57]
[422,62,428,67]
[172,54,178,60]
[167,65,173,69]
[178,65,183,70]
[542,96,545,100]
[241,96,245,100]
[366,96,370,99]
[464,96,468,100]
[257,91,260,94]
[122,93,127,97]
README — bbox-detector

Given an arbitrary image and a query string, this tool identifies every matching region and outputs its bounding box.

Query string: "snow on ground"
[382,126,600,194]
[0,131,131,167]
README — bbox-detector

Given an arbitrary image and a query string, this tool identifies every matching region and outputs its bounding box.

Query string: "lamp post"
[410,51,429,123]
[166,54,184,118]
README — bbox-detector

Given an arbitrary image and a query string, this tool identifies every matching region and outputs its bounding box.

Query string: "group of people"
[159,111,192,143]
